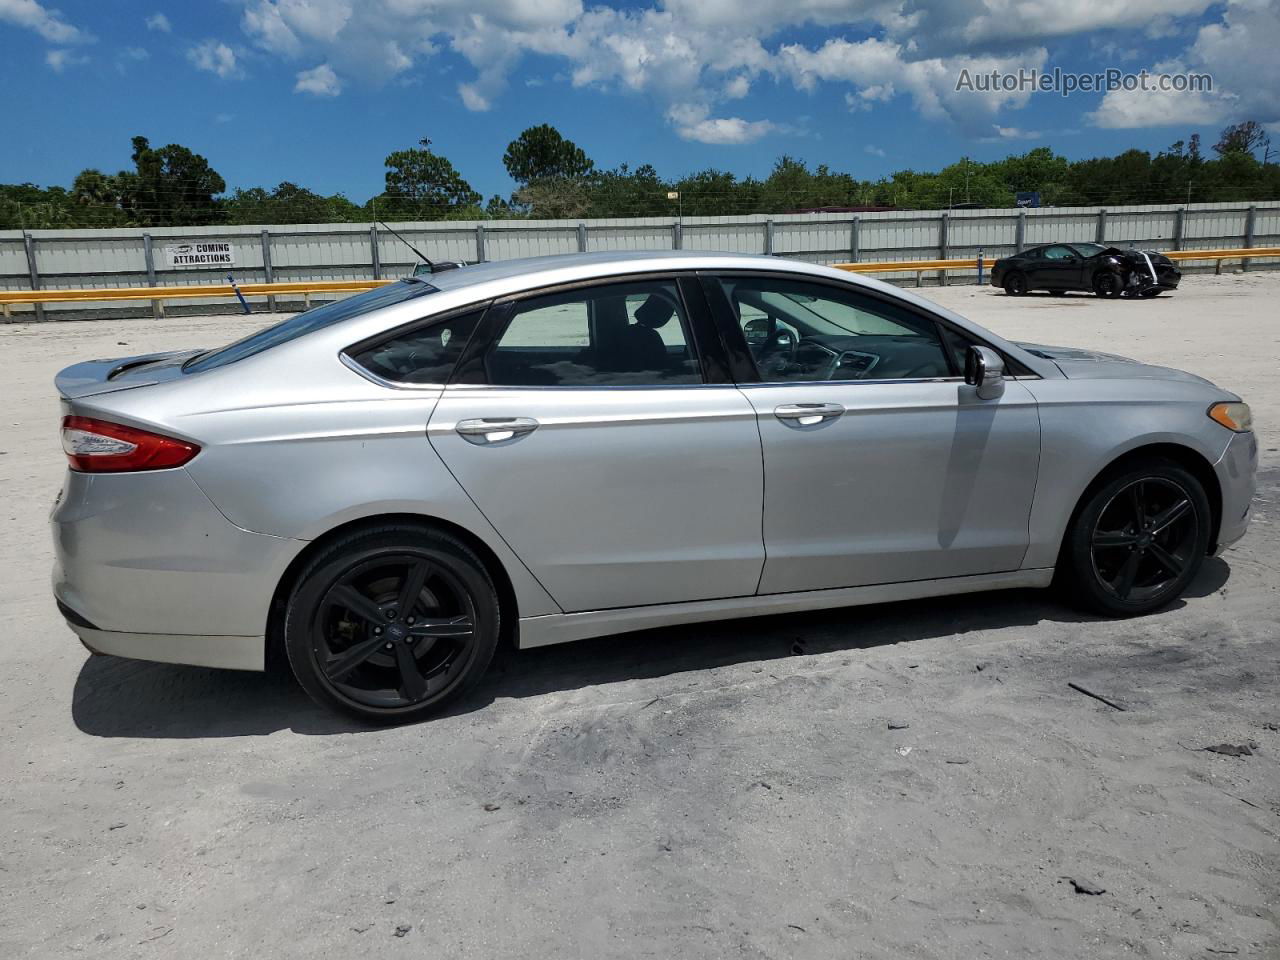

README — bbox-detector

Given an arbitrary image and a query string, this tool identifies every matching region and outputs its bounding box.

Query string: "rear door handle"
[456,417,539,445]
[774,402,844,427]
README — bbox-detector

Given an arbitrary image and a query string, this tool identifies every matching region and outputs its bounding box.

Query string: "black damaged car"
[992,242,1181,298]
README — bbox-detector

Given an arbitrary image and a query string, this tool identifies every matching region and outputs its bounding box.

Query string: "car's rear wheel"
[1062,460,1210,616]
[1093,272,1122,298]
[1003,272,1027,296]
[284,524,500,724]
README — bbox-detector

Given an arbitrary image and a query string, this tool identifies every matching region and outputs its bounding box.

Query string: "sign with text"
[162,241,236,269]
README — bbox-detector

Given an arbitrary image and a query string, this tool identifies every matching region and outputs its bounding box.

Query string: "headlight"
[1208,401,1252,433]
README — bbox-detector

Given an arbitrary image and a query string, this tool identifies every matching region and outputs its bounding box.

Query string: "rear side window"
[348,309,484,384]
[476,280,702,387]
[184,279,438,374]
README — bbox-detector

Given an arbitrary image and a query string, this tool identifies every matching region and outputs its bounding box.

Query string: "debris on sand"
[887,721,910,730]
[1061,877,1105,895]
[1203,743,1254,757]
[393,924,412,938]
[1068,682,1127,712]
[483,802,501,812]
[895,746,912,758]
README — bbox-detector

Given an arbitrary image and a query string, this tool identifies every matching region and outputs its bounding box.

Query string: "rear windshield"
[184,279,438,374]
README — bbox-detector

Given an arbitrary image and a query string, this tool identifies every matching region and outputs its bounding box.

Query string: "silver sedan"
[51,252,1257,723]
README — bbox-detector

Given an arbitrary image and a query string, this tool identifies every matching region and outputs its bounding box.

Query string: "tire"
[1003,272,1027,296]
[284,524,501,724]
[1093,272,1122,299]
[1061,459,1210,617]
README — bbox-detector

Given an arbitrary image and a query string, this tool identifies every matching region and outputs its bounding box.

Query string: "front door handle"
[774,402,844,427]
[456,417,539,445]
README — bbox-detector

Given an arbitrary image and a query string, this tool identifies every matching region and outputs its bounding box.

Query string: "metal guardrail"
[1,246,1277,316]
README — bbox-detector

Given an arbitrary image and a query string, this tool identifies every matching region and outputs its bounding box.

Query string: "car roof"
[424,250,814,293]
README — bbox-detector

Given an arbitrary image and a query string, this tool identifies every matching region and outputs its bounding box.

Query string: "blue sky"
[1,1,1275,202]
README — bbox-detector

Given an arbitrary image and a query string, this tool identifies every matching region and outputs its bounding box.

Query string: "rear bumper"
[1212,430,1257,552]
[51,467,302,671]
[71,625,263,671]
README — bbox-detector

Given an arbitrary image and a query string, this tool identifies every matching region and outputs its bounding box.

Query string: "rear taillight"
[61,416,200,473]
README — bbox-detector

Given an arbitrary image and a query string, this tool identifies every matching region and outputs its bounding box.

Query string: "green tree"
[1214,120,1270,159]
[224,182,361,224]
[124,136,226,226]
[503,125,594,185]
[380,138,481,219]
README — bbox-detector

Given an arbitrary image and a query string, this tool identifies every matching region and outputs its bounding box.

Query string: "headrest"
[634,295,676,329]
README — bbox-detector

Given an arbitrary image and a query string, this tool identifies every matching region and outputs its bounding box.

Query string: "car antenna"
[378,220,434,269]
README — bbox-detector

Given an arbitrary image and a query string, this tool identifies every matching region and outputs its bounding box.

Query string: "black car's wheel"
[1003,272,1028,296]
[1093,272,1123,298]
[1062,460,1210,616]
[284,524,501,724]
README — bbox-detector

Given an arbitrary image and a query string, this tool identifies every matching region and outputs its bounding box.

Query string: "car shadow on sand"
[70,557,1231,740]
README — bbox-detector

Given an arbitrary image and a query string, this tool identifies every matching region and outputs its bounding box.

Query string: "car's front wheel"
[1062,459,1210,616]
[284,524,501,724]
[1093,271,1123,298]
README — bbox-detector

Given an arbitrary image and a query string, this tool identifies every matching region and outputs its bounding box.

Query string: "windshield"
[1072,242,1106,257]
[758,291,918,337]
[184,279,438,373]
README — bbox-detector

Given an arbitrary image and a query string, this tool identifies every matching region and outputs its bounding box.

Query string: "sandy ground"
[1,274,1277,959]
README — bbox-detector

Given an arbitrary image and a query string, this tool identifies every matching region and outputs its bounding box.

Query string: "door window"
[1042,245,1076,260]
[481,281,702,386]
[347,309,484,384]
[718,276,953,383]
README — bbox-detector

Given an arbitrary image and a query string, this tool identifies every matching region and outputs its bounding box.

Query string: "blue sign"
[1015,192,1041,208]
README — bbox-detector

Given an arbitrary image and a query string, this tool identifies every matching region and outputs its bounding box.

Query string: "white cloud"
[45,47,87,72]
[779,37,1048,133]
[991,124,1043,139]
[0,0,93,43]
[294,62,341,95]
[1089,0,1280,130]
[144,12,171,33]
[188,40,241,78]
[207,0,1258,139]
[723,74,750,99]
[667,103,778,144]
[864,144,886,156]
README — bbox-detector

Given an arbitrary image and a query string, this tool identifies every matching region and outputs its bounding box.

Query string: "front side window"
[348,309,483,384]
[718,276,953,383]
[1042,245,1076,260]
[479,280,701,387]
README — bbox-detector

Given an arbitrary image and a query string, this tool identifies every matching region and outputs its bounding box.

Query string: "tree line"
[2,121,1276,230]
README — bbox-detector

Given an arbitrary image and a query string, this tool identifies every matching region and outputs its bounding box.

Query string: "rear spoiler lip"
[54,349,198,400]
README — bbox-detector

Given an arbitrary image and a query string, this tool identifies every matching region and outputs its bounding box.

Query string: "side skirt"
[517,568,1055,649]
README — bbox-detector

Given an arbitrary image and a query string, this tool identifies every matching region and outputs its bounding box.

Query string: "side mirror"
[964,345,1006,400]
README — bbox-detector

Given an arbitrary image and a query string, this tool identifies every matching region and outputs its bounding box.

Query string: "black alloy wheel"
[285,525,500,723]
[1003,272,1027,296]
[1063,460,1210,616]
[1093,271,1122,298]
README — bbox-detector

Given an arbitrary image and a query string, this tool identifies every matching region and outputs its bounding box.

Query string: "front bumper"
[1212,429,1257,552]
[51,467,304,671]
